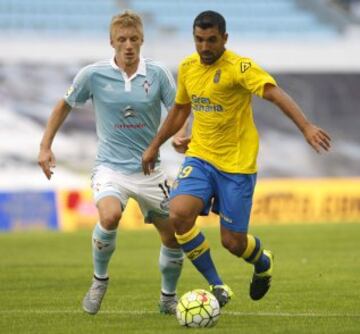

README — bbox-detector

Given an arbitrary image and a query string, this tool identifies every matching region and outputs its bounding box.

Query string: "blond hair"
[110,10,144,38]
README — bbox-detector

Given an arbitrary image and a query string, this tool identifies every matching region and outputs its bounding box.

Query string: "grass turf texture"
[1,223,359,333]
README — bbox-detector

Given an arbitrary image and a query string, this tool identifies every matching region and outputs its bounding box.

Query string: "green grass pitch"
[1,223,359,333]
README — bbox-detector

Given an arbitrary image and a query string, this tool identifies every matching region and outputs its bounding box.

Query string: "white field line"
[0,310,359,318]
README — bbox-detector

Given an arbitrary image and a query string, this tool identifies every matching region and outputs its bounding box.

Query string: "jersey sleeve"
[236,58,277,97]
[175,62,191,105]
[64,65,92,107]
[158,64,176,110]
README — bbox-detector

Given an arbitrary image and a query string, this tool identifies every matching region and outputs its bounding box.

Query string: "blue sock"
[254,252,270,273]
[159,245,184,294]
[92,223,117,279]
[242,234,270,274]
[176,225,223,286]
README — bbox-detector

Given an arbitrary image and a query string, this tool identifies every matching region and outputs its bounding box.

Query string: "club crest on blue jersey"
[122,105,136,118]
[142,79,151,95]
[213,69,221,83]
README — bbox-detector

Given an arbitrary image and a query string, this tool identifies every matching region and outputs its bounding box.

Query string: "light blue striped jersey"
[64,57,176,174]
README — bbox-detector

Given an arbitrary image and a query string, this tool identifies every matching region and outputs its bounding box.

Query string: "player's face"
[111,26,143,67]
[193,26,228,65]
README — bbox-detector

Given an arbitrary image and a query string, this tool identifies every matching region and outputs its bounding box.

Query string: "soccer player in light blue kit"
[38,11,184,315]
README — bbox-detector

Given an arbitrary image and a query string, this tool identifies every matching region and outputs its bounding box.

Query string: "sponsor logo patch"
[122,105,136,118]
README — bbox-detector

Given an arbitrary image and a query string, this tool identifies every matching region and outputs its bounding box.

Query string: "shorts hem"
[145,211,168,224]
[94,191,122,204]
[220,221,249,233]
[170,192,209,216]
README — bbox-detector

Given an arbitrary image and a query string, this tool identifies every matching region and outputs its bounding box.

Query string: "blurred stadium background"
[0,0,359,231]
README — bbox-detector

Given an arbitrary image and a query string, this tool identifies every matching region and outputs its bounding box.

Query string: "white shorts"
[91,165,171,223]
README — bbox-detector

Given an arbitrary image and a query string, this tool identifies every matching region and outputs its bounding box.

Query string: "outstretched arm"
[38,99,72,179]
[142,102,191,175]
[263,84,331,153]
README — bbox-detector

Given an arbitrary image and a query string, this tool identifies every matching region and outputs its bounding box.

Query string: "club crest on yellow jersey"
[213,69,221,83]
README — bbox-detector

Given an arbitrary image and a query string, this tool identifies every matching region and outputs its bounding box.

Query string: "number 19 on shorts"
[177,166,193,179]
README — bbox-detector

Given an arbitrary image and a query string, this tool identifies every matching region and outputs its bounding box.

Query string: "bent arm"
[152,103,191,149]
[38,99,72,179]
[174,118,189,139]
[263,84,331,153]
[172,118,191,154]
[142,102,191,174]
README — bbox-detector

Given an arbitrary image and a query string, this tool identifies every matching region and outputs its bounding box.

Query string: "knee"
[161,232,179,249]
[221,235,247,257]
[169,195,203,235]
[170,210,190,224]
[100,210,122,230]
[169,209,195,235]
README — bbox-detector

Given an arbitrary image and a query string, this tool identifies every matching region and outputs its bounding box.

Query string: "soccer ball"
[176,289,220,328]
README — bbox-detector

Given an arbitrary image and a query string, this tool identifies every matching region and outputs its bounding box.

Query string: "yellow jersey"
[175,50,277,173]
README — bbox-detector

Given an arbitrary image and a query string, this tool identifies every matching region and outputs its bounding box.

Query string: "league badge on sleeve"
[65,85,74,97]
[241,62,251,73]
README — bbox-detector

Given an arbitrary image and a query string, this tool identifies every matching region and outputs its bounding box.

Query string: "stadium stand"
[0,0,344,39]
[332,0,360,20]
[0,0,117,34]
[130,0,340,39]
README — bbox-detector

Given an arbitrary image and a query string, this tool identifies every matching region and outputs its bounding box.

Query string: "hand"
[303,124,331,153]
[172,136,191,154]
[142,145,158,175]
[38,148,56,179]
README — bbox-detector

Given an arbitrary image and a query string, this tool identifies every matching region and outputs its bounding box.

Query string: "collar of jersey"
[110,56,147,80]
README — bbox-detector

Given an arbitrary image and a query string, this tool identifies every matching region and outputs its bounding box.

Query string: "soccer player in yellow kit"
[143,11,331,307]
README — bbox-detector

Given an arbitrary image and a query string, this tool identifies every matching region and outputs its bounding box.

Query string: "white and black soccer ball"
[176,289,220,328]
